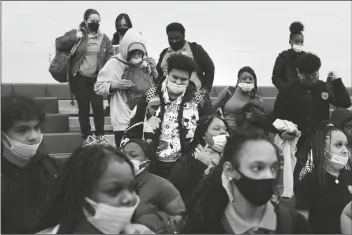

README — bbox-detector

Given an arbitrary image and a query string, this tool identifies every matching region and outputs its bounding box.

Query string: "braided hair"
[308,121,349,188]
[33,145,134,234]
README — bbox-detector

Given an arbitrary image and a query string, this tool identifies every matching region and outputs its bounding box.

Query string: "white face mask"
[237,82,255,92]
[292,44,304,53]
[205,133,228,153]
[2,132,43,161]
[130,57,143,65]
[167,76,188,95]
[84,196,140,234]
[130,159,150,175]
[325,149,350,170]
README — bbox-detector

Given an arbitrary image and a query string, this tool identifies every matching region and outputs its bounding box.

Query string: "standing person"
[122,139,186,233]
[213,66,265,132]
[55,8,113,146]
[106,13,133,116]
[1,96,62,234]
[34,145,154,234]
[95,28,158,148]
[183,130,312,234]
[111,13,133,47]
[294,122,352,234]
[272,52,351,152]
[123,54,214,179]
[156,22,215,92]
[272,21,306,90]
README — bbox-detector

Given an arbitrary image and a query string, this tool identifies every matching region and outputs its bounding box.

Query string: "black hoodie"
[272,49,306,90]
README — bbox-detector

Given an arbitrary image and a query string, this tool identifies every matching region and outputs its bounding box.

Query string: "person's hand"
[145,57,157,70]
[194,144,212,166]
[147,116,161,131]
[328,71,341,81]
[76,31,83,39]
[111,80,135,90]
[122,223,155,234]
[280,130,296,141]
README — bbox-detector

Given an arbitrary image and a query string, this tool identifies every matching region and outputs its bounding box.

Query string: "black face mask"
[233,170,275,206]
[169,39,185,51]
[117,27,129,36]
[87,22,100,32]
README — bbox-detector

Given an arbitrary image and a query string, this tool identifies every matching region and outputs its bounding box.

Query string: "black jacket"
[272,49,306,90]
[1,150,63,234]
[273,78,351,147]
[156,42,215,92]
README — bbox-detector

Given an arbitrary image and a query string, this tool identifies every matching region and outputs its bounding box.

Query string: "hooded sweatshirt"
[94,28,148,132]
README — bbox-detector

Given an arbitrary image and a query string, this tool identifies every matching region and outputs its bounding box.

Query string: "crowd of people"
[2,8,352,234]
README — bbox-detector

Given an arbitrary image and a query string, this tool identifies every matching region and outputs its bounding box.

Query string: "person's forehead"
[238,140,277,165]
[167,31,183,38]
[239,72,254,79]
[300,71,319,77]
[343,118,352,127]
[124,142,143,152]
[209,118,226,128]
[170,68,189,78]
[118,18,127,25]
[329,130,347,142]
[88,14,100,21]
[99,160,134,186]
[12,120,40,128]
[291,34,303,42]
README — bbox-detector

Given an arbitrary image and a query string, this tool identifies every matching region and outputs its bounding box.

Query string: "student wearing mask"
[295,122,352,234]
[272,21,306,90]
[111,13,133,47]
[56,8,113,146]
[34,145,154,234]
[272,52,351,152]
[168,115,230,209]
[95,28,158,147]
[213,66,265,132]
[156,22,215,92]
[1,96,62,234]
[123,54,214,179]
[183,130,312,234]
[341,200,352,234]
[122,139,186,233]
[106,13,133,116]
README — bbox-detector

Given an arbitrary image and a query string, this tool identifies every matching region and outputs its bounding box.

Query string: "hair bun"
[289,21,304,33]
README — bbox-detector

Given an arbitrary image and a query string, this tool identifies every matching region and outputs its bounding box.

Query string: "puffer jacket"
[55,25,113,76]
[271,49,306,90]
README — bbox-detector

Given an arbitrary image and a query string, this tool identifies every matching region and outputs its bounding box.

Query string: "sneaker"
[96,135,109,145]
[83,135,98,147]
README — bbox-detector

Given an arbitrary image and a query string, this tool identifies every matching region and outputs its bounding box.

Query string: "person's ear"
[223,161,241,181]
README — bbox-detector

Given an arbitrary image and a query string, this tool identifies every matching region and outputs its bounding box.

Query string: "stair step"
[42,113,70,133]
[43,133,116,154]
[34,97,59,114]
[69,125,114,132]
[69,116,112,126]
[59,100,109,115]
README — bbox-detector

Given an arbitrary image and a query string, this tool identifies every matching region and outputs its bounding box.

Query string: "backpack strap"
[216,86,236,110]
[272,202,294,233]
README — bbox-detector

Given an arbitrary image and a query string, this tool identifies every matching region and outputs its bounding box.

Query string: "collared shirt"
[79,33,100,78]
[160,42,202,90]
[220,172,277,234]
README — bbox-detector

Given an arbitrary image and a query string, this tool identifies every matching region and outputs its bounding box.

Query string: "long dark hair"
[79,8,100,32]
[33,145,134,234]
[301,121,348,188]
[190,115,230,151]
[114,13,133,41]
[184,129,282,233]
[121,138,157,173]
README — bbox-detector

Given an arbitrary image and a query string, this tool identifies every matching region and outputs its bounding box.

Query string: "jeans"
[70,73,105,139]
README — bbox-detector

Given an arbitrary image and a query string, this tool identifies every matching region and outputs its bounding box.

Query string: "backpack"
[49,29,82,83]
[214,86,236,118]
[115,58,154,110]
